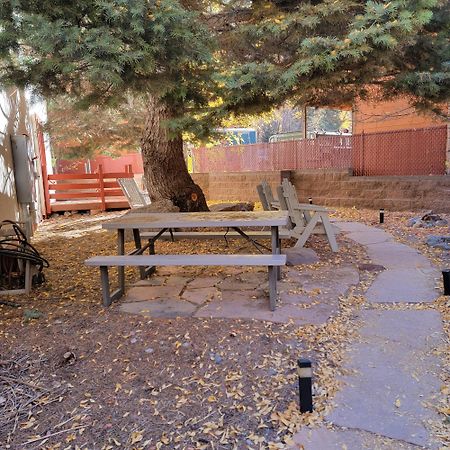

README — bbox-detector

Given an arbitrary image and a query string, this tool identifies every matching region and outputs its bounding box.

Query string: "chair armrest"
[293,203,330,212]
[270,201,281,210]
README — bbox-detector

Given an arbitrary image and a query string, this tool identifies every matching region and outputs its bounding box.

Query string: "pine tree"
[217,0,449,117]
[0,0,217,211]
[1,0,448,210]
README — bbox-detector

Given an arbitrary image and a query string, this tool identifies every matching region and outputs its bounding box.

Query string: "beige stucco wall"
[0,87,45,232]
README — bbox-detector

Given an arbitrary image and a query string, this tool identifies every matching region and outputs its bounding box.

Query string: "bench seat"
[86,254,286,267]
[86,254,286,310]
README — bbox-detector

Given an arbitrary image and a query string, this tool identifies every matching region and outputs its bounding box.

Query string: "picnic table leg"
[268,266,277,311]
[271,226,281,281]
[100,266,112,307]
[133,228,146,279]
[117,229,125,295]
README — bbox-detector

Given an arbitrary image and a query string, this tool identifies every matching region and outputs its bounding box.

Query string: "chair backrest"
[280,179,307,228]
[117,178,150,208]
[261,181,276,209]
[257,180,277,211]
[256,184,270,211]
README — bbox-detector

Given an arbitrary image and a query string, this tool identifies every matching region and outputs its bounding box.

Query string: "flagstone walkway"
[292,222,445,449]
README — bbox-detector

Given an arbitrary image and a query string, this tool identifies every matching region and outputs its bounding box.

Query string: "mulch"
[0,207,448,449]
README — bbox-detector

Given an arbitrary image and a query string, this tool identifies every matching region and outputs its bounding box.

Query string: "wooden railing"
[44,164,134,215]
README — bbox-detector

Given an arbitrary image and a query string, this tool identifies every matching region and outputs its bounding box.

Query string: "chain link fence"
[190,126,447,176]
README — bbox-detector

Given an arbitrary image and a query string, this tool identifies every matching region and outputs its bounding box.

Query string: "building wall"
[353,97,445,134]
[192,170,450,212]
[0,87,47,234]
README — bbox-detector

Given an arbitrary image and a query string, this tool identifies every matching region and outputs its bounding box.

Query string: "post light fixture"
[298,358,313,412]
[379,208,385,224]
[443,270,450,296]
[308,197,313,204]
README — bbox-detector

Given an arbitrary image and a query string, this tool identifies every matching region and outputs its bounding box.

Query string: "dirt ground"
[0,207,448,449]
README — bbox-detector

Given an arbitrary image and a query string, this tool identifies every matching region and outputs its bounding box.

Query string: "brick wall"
[193,170,450,212]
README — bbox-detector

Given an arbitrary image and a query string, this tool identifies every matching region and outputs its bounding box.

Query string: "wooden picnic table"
[87,210,289,309]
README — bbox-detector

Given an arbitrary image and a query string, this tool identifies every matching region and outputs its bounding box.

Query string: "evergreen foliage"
[0,0,448,138]
[0,0,219,135]
[217,0,449,117]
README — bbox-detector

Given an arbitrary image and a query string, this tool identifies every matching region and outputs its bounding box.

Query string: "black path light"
[298,358,313,413]
[443,269,450,296]
[379,208,385,224]
[308,197,313,204]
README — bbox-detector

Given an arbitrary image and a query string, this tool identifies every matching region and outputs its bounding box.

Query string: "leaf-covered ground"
[0,207,448,449]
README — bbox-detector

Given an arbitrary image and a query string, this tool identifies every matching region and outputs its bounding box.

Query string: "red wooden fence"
[55,153,144,174]
[44,164,134,215]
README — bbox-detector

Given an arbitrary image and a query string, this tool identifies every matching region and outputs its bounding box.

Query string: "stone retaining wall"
[192,170,450,212]
[291,169,450,212]
[192,171,282,202]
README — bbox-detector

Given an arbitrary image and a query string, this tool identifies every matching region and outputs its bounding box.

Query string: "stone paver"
[123,285,182,302]
[187,276,222,289]
[291,427,419,450]
[193,293,334,325]
[283,247,320,265]
[336,222,439,303]
[121,298,198,318]
[366,242,431,269]
[181,287,219,305]
[121,262,359,325]
[367,268,438,303]
[345,230,391,245]
[334,221,374,233]
[325,309,443,448]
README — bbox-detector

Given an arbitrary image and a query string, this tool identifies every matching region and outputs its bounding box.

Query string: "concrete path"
[326,310,443,448]
[292,222,444,449]
[336,222,439,303]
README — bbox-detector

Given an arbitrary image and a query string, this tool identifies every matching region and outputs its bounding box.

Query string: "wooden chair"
[260,181,280,210]
[278,179,338,251]
[117,178,151,208]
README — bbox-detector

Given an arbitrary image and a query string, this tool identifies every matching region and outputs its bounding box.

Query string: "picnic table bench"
[85,211,289,310]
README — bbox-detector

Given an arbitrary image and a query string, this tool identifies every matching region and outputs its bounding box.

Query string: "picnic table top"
[102,210,289,230]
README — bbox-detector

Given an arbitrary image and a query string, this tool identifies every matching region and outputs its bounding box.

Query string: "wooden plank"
[104,181,120,188]
[140,230,291,240]
[104,211,289,230]
[86,254,287,267]
[50,201,102,212]
[50,192,100,200]
[102,172,134,178]
[105,200,129,209]
[103,188,129,197]
[257,184,270,211]
[98,164,106,211]
[49,173,99,180]
[50,199,129,212]
[293,203,330,213]
[50,190,123,199]
[49,182,101,191]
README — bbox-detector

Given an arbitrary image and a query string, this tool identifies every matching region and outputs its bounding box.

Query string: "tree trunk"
[140,95,209,212]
